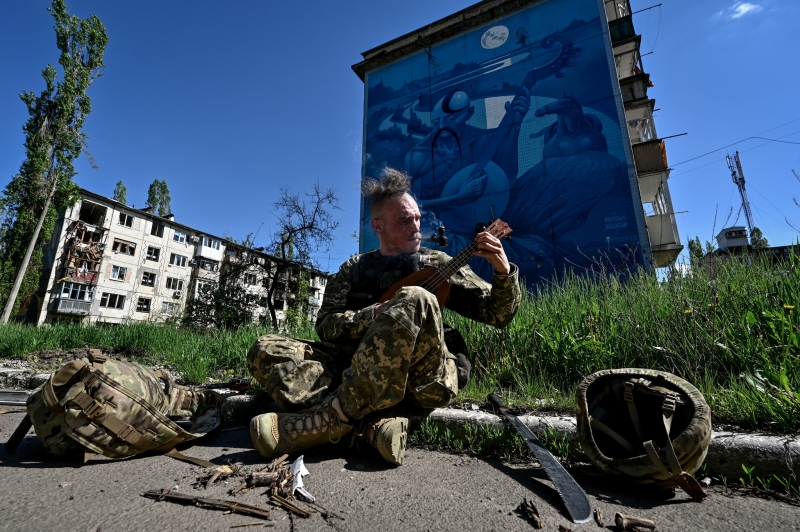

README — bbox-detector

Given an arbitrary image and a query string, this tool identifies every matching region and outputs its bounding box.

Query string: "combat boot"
[361,415,408,466]
[250,396,352,458]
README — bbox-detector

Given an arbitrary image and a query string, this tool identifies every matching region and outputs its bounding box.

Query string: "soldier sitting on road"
[247,168,520,465]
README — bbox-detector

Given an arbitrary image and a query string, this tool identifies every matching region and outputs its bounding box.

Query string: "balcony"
[609,16,635,44]
[619,74,650,104]
[55,299,92,315]
[613,38,642,81]
[604,0,631,22]
[646,214,684,267]
[625,99,657,143]
[632,139,667,174]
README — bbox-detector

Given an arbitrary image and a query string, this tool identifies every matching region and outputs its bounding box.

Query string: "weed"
[740,464,756,487]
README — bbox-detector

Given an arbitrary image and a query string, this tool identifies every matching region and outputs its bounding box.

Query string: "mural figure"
[361,5,646,284]
[503,94,626,281]
[405,87,529,234]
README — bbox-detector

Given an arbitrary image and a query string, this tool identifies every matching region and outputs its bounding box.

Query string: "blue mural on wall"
[360,0,648,284]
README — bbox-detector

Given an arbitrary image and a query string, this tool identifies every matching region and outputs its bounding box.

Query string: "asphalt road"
[1,411,798,532]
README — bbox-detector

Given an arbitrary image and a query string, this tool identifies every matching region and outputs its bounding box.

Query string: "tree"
[145,179,171,216]
[750,227,769,249]
[261,184,339,328]
[112,180,127,204]
[183,185,339,331]
[0,0,107,323]
[687,236,704,270]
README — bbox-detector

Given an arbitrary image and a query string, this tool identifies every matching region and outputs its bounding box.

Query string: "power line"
[673,134,800,167]
[671,128,800,178]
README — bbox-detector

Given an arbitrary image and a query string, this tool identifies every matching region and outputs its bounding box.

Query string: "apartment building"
[37,189,327,325]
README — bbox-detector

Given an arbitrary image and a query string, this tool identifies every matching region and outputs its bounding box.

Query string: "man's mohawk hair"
[363,167,412,217]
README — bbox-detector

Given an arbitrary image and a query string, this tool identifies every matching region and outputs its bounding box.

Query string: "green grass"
[447,252,799,432]
[1,252,797,431]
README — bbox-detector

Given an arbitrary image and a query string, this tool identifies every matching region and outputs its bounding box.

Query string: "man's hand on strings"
[473,231,510,275]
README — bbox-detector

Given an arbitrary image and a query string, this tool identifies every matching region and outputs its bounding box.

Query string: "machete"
[488,393,592,524]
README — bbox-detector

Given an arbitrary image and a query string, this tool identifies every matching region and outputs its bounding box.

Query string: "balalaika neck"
[436,241,479,282]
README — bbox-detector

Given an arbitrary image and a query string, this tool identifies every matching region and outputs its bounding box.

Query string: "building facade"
[36,189,327,325]
[352,0,683,285]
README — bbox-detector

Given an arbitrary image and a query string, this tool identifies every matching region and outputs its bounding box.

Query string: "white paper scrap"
[291,455,315,502]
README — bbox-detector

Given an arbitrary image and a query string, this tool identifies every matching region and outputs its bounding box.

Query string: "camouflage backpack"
[576,369,712,500]
[6,350,224,466]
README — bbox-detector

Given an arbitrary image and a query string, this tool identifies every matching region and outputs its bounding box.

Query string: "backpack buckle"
[83,398,105,419]
[624,381,635,403]
[662,395,677,413]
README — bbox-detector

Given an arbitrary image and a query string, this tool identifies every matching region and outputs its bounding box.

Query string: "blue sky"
[2,0,799,272]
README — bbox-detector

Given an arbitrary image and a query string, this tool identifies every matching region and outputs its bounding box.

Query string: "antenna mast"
[725,151,755,242]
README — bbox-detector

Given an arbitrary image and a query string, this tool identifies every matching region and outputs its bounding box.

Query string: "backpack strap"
[625,379,707,500]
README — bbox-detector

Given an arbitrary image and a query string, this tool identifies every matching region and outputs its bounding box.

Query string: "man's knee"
[380,286,441,335]
[393,286,439,310]
[247,334,313,385]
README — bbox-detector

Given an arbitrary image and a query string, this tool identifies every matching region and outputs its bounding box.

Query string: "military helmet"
[576,369,712,499]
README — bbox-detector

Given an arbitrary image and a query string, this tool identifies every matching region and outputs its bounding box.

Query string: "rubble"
[615,512,656,530]
[514,497,543,528]
[143,489,272,520]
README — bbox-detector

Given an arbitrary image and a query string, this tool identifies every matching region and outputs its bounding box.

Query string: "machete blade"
[488,394,592,524]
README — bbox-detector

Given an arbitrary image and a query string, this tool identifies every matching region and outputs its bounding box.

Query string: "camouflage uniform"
[247,248,520,419]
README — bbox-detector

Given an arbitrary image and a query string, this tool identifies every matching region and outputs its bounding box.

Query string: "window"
[100,293,125,309]
[162,301,180,315]
[261,278,270,289]
[196,280,215,296]
[259,296,269,307]
[61,283,94,301]
[146,246,160,261]
[244,273,257,285]
[202,236,221,250]
[169,253,187,267]
[136,298,151,313]
[174,230,186,244]
[198,258,218,271]
[118,213,133,228]
[151,223,164,237]
[165,277,184,291]
[110,265,127,281]
[112,239,136,255]
[141,272,156,287]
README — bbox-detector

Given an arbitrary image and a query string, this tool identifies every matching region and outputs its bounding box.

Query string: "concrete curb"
[424,408,800,481]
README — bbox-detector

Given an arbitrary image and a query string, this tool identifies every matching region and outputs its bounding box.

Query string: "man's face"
[372,193,422,256]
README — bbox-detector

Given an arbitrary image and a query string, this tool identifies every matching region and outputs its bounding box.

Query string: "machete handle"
[487,394,508,413]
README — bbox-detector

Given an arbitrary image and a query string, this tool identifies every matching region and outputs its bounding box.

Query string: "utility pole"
[726,151,755,242]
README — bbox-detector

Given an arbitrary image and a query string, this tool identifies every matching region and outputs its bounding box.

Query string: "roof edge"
[351,0,543,81]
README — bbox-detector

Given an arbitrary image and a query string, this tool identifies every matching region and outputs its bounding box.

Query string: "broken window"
[196,280,215,296]
[162,301,180,315]
[244,273,257,285]
[136,298,151,313]
[60,282,95,301]
[174,230,186,244]
[151,223,164,237]
[78,201,107,226]
[141,272,156,287]
[110,265,127,281]
[146,247,160,261]
[118,213,134,228]
[198,258,218,271]
[100,293,125,309]
[169,253,187,267]
[166,277,184,291]
[112,239,136,256]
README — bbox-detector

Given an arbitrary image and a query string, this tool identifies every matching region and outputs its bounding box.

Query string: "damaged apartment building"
[34,189,327,325]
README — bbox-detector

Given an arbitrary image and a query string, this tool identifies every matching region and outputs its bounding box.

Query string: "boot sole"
[377,418,408,466]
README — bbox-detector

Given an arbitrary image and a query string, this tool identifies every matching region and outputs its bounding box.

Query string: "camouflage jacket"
[315,249,521,346]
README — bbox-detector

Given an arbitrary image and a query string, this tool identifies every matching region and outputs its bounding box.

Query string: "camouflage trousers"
[247,286,458,419]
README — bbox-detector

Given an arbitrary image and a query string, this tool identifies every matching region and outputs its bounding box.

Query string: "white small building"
[37,189,327,325]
